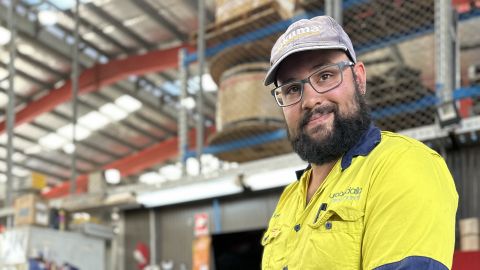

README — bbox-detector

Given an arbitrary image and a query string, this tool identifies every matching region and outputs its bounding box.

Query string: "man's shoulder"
[378,130,438,156]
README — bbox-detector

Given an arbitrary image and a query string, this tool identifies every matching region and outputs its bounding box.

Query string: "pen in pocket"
[313,203,328,223]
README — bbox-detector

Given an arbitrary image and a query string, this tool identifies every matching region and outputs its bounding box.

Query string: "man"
[261,16,458,270]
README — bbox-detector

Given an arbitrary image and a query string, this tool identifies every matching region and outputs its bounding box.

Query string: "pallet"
[296,0,323,12]
[191,0,291,48]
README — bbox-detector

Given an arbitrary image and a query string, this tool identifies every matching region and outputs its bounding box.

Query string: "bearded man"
[261,15,458,270]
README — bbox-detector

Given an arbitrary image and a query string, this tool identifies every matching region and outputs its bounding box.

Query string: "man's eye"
[318,73,333,81]
[284,85,300,95]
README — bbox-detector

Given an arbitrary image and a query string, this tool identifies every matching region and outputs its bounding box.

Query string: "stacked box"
[214,0,294,24]
[14,193,49,227]
[13,172,47,192]
[459,217,480,251]
[88,171,105,194]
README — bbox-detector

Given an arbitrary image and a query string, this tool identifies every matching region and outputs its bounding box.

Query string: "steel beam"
[42,126,215,199]
[85,2,153,49]
[0,44,193,134]
[131,0,187,41]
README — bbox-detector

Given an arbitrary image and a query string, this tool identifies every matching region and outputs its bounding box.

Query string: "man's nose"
[301,82,324,110]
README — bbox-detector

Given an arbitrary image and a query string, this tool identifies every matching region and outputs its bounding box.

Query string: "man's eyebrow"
[310,62,334,71]
[278,61,335,84]
[278,77,297,85]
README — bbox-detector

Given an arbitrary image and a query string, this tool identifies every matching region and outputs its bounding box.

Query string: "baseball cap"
[264,15,356,86]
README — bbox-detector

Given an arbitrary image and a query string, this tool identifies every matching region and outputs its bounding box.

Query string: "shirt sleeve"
[362,145,458,270]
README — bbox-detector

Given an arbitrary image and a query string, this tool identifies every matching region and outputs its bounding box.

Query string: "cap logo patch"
[273,26,321,58]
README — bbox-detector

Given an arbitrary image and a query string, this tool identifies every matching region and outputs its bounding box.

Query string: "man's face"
[276,50,371,165]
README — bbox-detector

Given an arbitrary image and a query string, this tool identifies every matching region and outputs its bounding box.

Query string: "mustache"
[299,104,337,128]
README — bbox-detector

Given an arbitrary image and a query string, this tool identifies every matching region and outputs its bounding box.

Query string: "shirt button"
[294,224,301,232]
[325,221,332,230]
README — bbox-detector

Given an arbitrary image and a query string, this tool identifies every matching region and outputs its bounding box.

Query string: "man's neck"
[306,160,337,204]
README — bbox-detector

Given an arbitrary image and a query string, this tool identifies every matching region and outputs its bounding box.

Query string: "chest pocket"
[261,223,287,270]
[311,205,364,232]
[305,206,364,270]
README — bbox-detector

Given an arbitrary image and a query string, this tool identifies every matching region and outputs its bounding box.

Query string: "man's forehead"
[276,50,345,81]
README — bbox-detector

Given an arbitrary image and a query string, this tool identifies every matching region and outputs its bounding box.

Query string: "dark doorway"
[211,228,265,270]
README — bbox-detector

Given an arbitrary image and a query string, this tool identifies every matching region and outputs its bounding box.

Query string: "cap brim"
[264,45,349,86]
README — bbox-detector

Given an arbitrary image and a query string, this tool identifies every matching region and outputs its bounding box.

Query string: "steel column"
[149,209,157,267]
[196,0,206,174]
[325,0,343,25]
[5,0,18,228]
[435,0,456,104]
[70,0,80,194]
[179,48,188,176]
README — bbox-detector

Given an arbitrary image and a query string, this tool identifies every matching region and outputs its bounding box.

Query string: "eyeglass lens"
[273,64,343,106]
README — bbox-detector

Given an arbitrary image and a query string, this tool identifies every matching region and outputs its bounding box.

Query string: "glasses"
[271,60,355,107]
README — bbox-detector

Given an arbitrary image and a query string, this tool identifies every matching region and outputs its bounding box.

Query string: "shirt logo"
[329,187,362,203]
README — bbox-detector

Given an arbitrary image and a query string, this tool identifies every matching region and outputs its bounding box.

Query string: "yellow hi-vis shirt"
[261,127,458,270]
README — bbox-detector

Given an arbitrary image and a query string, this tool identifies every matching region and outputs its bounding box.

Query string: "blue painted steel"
[184,3,479,65]
[189,86,480,155]
[213,199,221,233]
[371,95,438,120]
[185,129,287,158]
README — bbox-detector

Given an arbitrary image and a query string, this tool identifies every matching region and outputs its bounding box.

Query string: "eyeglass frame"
[270,60,356,107]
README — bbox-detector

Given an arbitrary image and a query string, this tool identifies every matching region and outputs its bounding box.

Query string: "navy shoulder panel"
[374,256,448,270]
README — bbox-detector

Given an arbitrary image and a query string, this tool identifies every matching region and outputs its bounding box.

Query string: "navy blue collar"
[295,124,382,180]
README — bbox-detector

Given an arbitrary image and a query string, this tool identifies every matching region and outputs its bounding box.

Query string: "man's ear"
[354,61,367,95]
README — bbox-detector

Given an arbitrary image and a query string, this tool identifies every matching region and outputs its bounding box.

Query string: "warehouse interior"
[0,0,480,269]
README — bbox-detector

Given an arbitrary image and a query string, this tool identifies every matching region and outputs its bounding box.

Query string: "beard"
[288,82,372,165]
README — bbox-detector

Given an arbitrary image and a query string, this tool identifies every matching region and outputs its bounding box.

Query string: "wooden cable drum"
[216,62,283,131]
[208,62,292,162]
[208,38,277,85]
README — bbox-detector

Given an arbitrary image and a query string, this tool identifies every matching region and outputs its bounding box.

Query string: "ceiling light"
[102,25,116,34]
[12,167,29,177]
[202,74,218,92]
[0,80,9,89]
[0,26,11,46]
[0,69,8,80]
[0,92,8,107]
[243,166,305,191]
[0,174,6,183]
[200,154,220,174]
[24,145,42,155]
[139,171,166,185]
[104,168,121,185]
[63,143,75,154]
[38,9,59,26]
[180,97,196,110]
[39,133,67,150]
[114,95,142,113]
[78,111,110,130]
[159,164,182,181]
[12,152,26,162]
[83,32,96,40]
[124,15,145,27]
[99,103,128,121]
[137,176,243,207]
[17,43,35,56]
[186,157,199,176]
[57,124,92,141]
